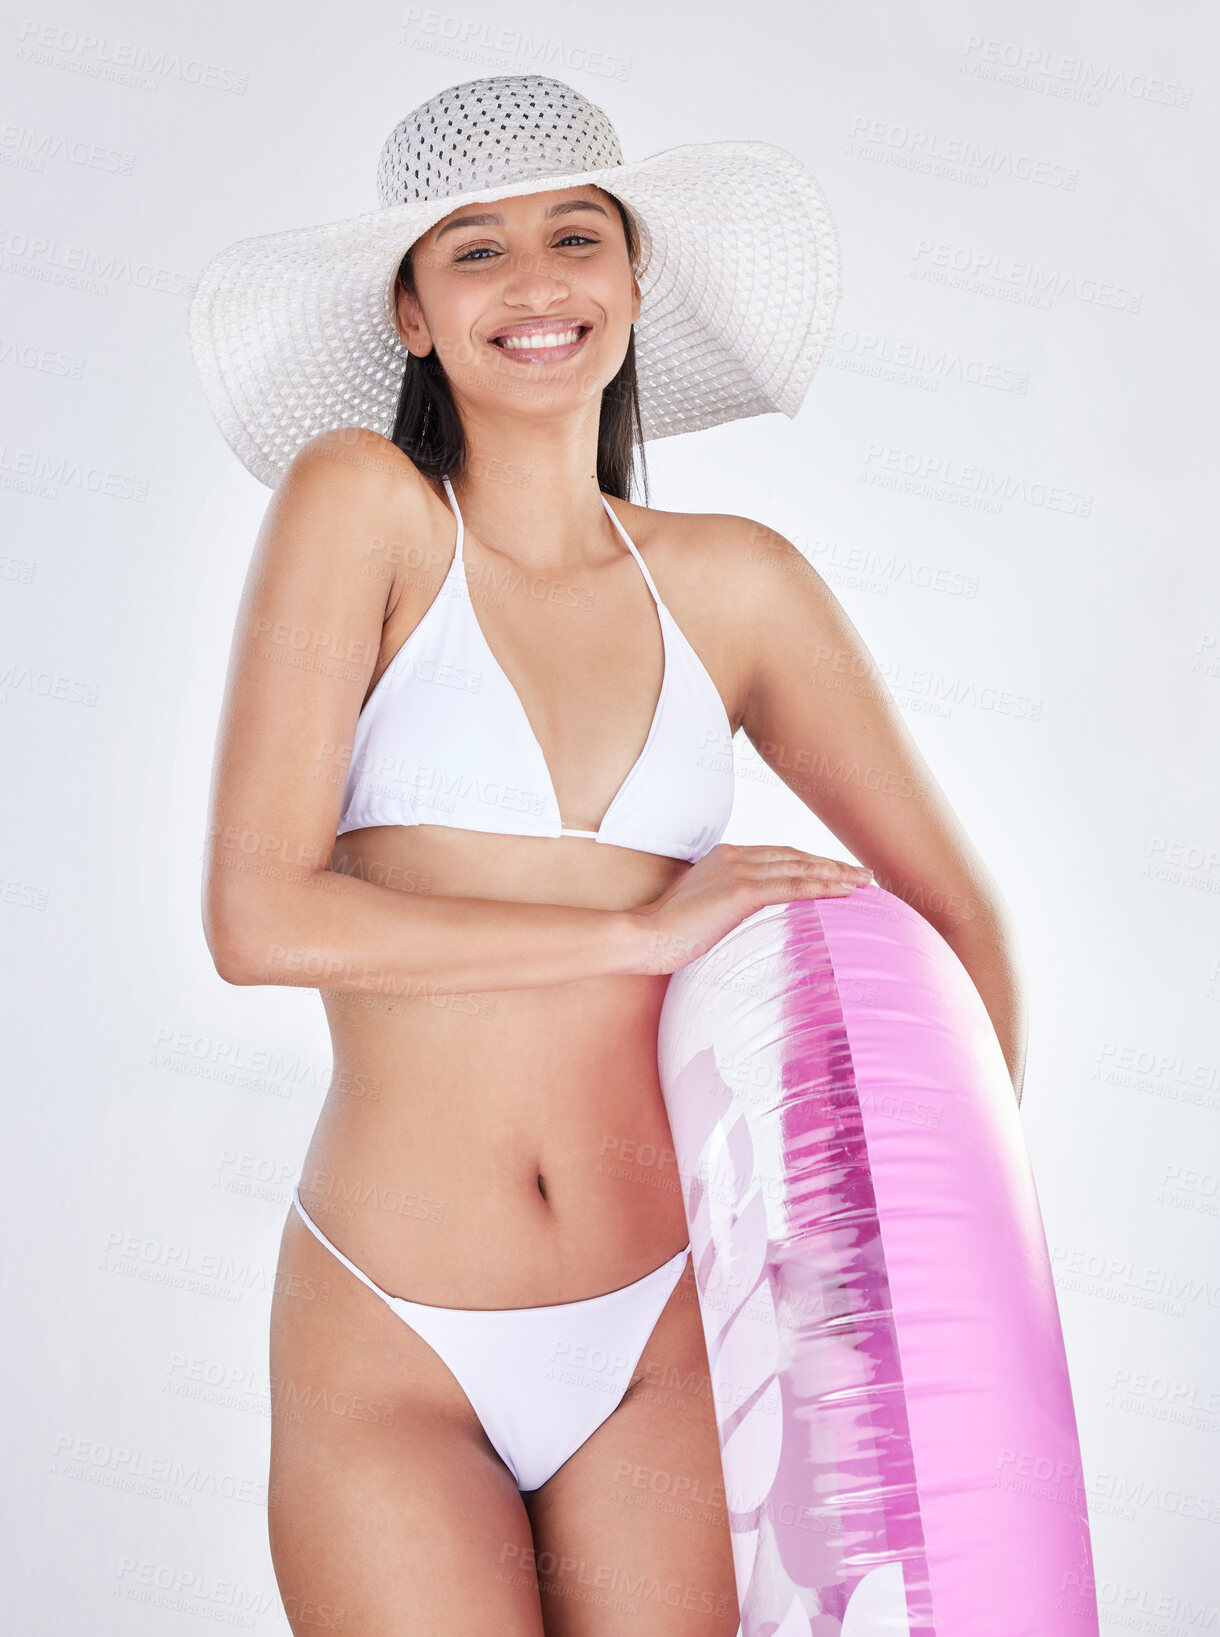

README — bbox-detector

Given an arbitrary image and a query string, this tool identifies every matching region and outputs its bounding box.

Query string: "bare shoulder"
[256,428,443,600]
[607,497,834,729]
[277,426,431,512]
[615,495,828,623]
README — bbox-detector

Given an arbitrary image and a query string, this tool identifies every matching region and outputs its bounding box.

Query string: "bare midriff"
[300,822,692,1311]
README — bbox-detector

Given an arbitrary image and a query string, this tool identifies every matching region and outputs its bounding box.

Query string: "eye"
[453,233,601,264]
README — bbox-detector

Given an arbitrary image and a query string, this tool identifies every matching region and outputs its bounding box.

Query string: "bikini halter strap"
[439,473,661,606]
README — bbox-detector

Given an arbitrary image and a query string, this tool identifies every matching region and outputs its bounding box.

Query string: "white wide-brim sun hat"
[187,74,843,489]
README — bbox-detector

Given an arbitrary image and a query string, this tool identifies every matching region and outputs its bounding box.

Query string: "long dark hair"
[388,193,648,504]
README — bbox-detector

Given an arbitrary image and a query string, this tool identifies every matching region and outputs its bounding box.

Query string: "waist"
[304,826,690,1301]
[304,978,688,1304]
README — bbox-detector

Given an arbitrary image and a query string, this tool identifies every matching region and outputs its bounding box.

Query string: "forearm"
[935,904,1028,1106]
[208,865,646,996]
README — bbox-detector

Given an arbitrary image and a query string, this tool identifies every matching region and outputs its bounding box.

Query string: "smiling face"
[394,185,642,425]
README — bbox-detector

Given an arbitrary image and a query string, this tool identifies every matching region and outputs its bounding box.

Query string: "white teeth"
[496,327,584,350]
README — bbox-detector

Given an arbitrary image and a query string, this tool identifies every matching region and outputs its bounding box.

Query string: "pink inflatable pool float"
[657,884,1099,1637]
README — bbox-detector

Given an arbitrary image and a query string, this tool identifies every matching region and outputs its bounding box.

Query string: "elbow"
[924,873,1017,946]
[202,866,322,989]
[210,940,261,987]
[205,922,263,986]
[202,890,266,987]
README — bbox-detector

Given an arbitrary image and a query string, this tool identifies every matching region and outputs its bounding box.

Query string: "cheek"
[409,256,474,327]
[422,286,488,354]
[586,268,635,328]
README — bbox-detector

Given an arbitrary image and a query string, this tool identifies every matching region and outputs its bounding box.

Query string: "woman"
[190,75,1025,1636]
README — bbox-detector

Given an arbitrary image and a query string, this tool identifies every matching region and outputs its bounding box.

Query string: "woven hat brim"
[187,140,842,489]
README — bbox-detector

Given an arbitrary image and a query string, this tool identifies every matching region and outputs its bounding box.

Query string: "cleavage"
[461,540,665,831]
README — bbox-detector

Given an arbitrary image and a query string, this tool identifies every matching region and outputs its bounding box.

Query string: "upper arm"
[730,518,1002,934]
[202,429,426,974]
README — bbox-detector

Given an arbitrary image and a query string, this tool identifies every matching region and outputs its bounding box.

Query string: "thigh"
[522,1255,739,1637]
[268,1207,545,1637]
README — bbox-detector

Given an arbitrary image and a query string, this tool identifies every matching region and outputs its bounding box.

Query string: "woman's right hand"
[628,844,874,976]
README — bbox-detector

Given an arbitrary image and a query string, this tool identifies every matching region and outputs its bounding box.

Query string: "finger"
[738,857,871,883]
[791,877,862,897]
[739,846,871,877]
[745,877,860,908]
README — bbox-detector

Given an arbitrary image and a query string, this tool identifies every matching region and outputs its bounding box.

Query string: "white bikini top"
[336,474,735,862]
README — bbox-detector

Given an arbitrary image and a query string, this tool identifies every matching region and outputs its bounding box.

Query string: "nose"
[498,247,573,305]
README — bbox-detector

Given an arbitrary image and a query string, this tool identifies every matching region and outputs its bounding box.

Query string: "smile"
[488,324,591,363]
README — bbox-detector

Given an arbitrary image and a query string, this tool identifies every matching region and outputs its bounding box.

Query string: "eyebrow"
[434,198,611,241]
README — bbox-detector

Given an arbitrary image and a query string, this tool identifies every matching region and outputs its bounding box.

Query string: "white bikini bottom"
[291,1185,691,1492]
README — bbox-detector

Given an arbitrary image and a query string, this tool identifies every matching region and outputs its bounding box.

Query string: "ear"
[394,281,433,356]
[630,269,642,326]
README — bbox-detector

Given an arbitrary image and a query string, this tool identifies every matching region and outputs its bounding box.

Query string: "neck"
[444,405,628,575]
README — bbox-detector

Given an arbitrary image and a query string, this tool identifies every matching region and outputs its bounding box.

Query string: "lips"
[486,320,592,363]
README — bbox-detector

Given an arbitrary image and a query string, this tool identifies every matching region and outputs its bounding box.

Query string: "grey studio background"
[3,0,1217,1630]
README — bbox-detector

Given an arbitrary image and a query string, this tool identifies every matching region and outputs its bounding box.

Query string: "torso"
[300,453,752,1308]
